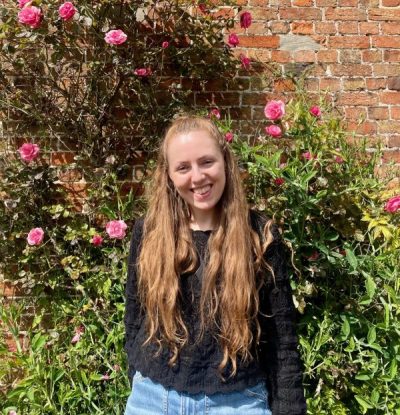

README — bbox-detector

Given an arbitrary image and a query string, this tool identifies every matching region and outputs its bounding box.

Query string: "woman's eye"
[177,165,188,171]
[203,160,213,165]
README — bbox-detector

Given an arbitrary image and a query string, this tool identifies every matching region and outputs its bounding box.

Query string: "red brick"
[330,64,372,76]
[339,0,358,5]
[248,49,271,62]
[347,121,378,135]
[1,282,25,297]
[380,91,400,104]
[345,106,368,119]
[242,93,270,106]
[280,7,322,20]
[338,22,358,34]
[59,182,88,198]
[337,92,378,105]
[273,79,296,92]
[271,50,292,63]
[372,36,400,48]
[329,36,370,49]
[378,120,400,134]
[315,22,337,34]
[58,169,82,182]
[388,77,400,90]
[228,107,252,120]
[293,0,313,5]
[391,107,400,119]
[326,8,367,21]
[50,151,75,166]
[382,0,400,5]
[269,21,290,34]
[237,36,280,48]
[340,50,362,64]
[382,151,400,164]
[317,50,338,62]
[291,22,314,35]
[343,78,366,90]
[388,135,400,147]
[369,9,400,20]
[195,92,241,106]
[320,78,341,91]
[362,50,382,63]
[368,107,390,120]
[209,8,235,19]
[373,64,400,76]
[359,22,379,35]
[250,8,279,20]
[316,0,337,5]
[293,50,315,63]
[384,50,400,62]
[366,78,387,90]
[381,23,400,35]
[304,78,320,92]
[245,22,269,35]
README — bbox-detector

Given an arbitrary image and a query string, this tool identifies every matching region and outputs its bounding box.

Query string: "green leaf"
[341,317,350,339]
[365,276,377,300]
[355,395,373,411]
[367,326,376,344]
[31,332,47,352]
[345,248,358,270]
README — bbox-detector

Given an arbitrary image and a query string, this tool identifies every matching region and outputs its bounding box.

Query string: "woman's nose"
[191,165,205,183]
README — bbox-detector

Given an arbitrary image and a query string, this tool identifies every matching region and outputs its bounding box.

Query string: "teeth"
[193,185,211,195]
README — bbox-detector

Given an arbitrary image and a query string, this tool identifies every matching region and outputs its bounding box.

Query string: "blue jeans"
[125,371,272,415]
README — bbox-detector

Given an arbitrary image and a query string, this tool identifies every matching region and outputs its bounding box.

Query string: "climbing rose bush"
[58,2,76,21]
[18,143,40,163]
[264,100,285,120]
[384,195,400,213]
[104,29,127,45]
[27,228,44,246]
[18,5,42,28]
[105,220,128,239]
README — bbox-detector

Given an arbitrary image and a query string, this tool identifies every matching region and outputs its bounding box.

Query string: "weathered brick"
[347,121,378,135]
[338,22,359,34]
[344,106,368,120]
[366,78,387,90]
[58,169,83,182]
[381,22,400,35]
[317,50,338,62]
[337,92,378,105]
[391,107,400,119]
[271,50,292,63]
[293,50,316,63]
[273,78,296,92]
[384,50,400,62]
[291,22,314,35]
[242,93,270,106]
[388,77,400,91]
[315,22,337,34]
[326,8,367,21]
[340,50,362,64]
[338,0,358,5]
[237,36,280,48]
[343,78,366,90]
[320,77,341,91]
[369,9,400,21]
[382,151,400,164]
[359,22,379,35]
[330,64,372,76]
[228,107,252,120]
[316,0,337,6]
[368,107,390,120]
[372,36,400,48]
[329,36,370,49]
[269,21,290,34]
[382,0,400,6]
[373,64,400,76]
[250,8,279,20]
[195,92,241,106]
[293,0,314,5]
[362,50,382,63]
[50,151,76,166]
[388,135,400,147]
[280,7,322,20]
[380,91,400,104]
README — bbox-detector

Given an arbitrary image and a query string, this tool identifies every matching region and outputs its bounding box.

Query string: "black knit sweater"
[124,211,307,414]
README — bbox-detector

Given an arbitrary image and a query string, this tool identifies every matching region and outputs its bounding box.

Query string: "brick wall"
[195,0,400,167]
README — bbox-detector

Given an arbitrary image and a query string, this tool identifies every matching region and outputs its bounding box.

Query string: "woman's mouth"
[191,184,212,200]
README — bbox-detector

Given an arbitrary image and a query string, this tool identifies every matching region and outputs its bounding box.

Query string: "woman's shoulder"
[249,209,281,243]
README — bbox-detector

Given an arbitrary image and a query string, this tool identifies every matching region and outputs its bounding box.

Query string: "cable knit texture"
[124,210,307,414]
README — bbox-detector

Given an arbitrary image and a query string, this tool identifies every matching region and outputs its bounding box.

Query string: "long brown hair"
[137,116,275,379]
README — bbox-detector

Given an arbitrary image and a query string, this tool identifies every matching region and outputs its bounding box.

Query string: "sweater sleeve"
[124,217,144,383]
[260,225,307,415]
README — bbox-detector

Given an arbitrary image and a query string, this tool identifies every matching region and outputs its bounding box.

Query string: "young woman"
[124,116,306,414]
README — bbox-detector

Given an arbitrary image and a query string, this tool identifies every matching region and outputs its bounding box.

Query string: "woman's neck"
[189,209,219,231]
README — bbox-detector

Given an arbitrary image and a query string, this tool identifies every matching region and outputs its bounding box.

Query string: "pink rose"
[228,33,239,47]
[91,235,103,246]
[104,29,127,45]
[384,195,400,213]
[302,151,317,161]
[264,100,285,120]
[18,142,40,163]
[265,124,282,138]
[27,227,44,246]
[225,132,233,143]
[334,155,344,164]
[162,41,169,49]
[106,220,127,239]
[274,177,285,186]
[71,325,84,344]
[59,2,76,21]
[240,54,251,70]
[209,108,221,119]
[134,68,151,77]
[101,373,110,380]
[18,0,31,8]
[310,105,322,118]
[8,411,17,415]
[18,6,42,28]
[240,11,252,29]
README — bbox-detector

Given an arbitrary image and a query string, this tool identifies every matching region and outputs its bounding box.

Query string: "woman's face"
[166,129,226,221]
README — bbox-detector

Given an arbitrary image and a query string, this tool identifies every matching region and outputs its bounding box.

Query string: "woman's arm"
[260,225,307,415]
[124,217,144,383]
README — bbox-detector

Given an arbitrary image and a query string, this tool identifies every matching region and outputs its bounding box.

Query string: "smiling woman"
[123,115,307,415]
